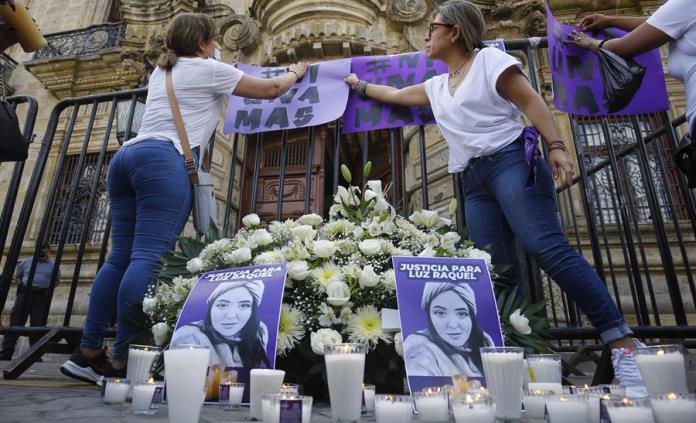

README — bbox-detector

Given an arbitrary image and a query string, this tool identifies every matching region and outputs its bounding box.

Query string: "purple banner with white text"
[546,4,668,116]
[223,59,351,134]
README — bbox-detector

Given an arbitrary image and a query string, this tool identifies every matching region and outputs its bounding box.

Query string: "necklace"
[448,54,474,79]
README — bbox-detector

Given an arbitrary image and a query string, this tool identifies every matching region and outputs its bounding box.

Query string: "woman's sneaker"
[60,348,109,385]
[611,341,649,398]
[96,362,128,386]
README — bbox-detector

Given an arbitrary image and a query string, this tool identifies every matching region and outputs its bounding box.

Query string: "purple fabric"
[521,126,541,191]
[223,59,351,134]
[546,4,669,116]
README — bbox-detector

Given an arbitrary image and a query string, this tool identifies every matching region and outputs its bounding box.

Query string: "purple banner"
[392,256,504,394]
[170,263,287,404]
[342,52,447,134]
[223,59,351,134]
[546,4,668,115]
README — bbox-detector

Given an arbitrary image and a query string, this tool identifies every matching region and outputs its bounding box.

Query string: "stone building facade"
[0,0,693,339]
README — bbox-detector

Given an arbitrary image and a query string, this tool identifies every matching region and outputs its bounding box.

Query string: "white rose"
[291,225,317,242]
[313,240,337,258]
[467,248,492,267]
[441,232,461,251]
[242,213,261,228]
[393,332,404,357]
[358,239,382,256]
[509,308,532,335]
[359,265,380,288]
[381,269,396,291]
[299,213,323,227]
[325,281,350,306]
[142,297,156,315]
[252,229,273,247]
[310,329,343,355]
[152,322,170,346]
[225,247,252,264]
[418,246,436,257]
[186,257,203,274]
[287,260,310,280]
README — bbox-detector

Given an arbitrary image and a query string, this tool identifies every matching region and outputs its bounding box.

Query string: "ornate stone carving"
[219,14,261,52]
[386,0,429,24]
[490,0,546,37]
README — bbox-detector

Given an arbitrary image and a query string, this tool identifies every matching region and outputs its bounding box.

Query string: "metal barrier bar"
[223,133,240,235]
[304,126,314,214]
[277,130,288,219]
[418,125,429,209]
[251,133,262,214]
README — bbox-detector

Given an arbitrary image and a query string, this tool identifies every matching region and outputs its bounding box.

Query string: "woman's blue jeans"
[462,140,632,344]
[80,140,195,359]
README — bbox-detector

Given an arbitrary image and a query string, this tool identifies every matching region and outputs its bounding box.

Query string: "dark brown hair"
[156,13,217,70]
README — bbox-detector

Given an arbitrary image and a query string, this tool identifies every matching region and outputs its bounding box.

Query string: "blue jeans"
[81,140,195,359]
[462,140,632,344]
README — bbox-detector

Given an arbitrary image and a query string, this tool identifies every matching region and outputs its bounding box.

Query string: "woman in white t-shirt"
[345,0,648,397]
[568,0,695,134]
[61,13,308,384]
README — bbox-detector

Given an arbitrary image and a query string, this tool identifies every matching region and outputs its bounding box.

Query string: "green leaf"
[206,220,221,242]
[178,237,205,259]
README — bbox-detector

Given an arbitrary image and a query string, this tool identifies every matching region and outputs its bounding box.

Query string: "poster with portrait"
[393,256,504,394]
[170,263,287,404]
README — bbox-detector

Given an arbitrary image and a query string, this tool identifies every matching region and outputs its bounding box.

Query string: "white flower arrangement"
[144,164,501,359]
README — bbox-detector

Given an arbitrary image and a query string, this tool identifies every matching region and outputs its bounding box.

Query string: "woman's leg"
[111,141,193,363]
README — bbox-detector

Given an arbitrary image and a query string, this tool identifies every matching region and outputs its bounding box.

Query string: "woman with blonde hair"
[61,12,307,383]
[345,0,647,396]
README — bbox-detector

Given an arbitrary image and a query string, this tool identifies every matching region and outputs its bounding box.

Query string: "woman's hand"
[579,13,612,31]
[547,148,575,189]
[343,73,359,89]
[288,61,308,80]
[565,30,602,51]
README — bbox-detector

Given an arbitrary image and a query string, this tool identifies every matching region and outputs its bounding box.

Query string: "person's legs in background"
[0,284,28,360]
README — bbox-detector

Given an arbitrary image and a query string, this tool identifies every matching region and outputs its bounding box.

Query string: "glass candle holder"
[132,378,164,415]
[250,369,286,420]
[480,346,524,420]
[650,392,695,423]
[126,345,161,399]
[362,384,376,416]
[634,345,688,394]
[586,389,613,423]
[324,343,366,423]
[163,344,210,423]
[264,394,313,423]
[452,394,494,423]
[523,388,554,422]
[545,394,589,423]
[280,383,299,395]
[102,378,130,404]
[414,391,449,423]
[605,397,655,423]
[527,353,562,384]
[374,395,413,423]
[219,382,245,410]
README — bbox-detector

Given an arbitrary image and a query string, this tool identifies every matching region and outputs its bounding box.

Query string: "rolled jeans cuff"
[599,322,633,344]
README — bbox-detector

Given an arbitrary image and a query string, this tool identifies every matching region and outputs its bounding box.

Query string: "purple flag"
[546,4,668,116]
[342,52,447,134]
[223,59,351,134]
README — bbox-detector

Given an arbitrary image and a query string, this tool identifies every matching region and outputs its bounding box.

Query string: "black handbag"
[0,74,28,162]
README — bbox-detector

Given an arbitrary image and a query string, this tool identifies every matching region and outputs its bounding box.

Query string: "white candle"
[363,384,375,414]
[635,348,688,394]
[375,396,413,423]
[126,345,159,398]
[586,393,610,423]
[415,393,449,422]
[132,379,162,415]
[452,397,494,423]
[545,397,589,423]
[651,393,695,423]
[102,378,130,404]
[219,382,245,410]
[324,345,365,422]
[164,346,209,423]
[523,394,549,421]
[229,384,245,406]
[527,354,562,384]
[606,406,655,423]
[527,382,563,394]
[264,395,313,423]
[481,348,524,420]
[250,369,285,420]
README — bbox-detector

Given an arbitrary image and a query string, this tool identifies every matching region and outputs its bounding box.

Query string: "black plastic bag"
[597,47,646,113]
[0,99,28,162]
[675,132,696,188]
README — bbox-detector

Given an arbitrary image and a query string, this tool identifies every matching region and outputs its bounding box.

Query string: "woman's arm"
[344,73,430,107]
[232,62,308,100]
[567,23,673,58]
[580,14,647,32]
[496,67,575,188]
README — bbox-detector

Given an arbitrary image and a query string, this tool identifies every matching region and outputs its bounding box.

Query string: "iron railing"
[1,38,695,381]
[31,22,125,61]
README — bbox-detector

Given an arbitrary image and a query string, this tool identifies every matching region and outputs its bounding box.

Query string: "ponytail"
[156,47,178,70]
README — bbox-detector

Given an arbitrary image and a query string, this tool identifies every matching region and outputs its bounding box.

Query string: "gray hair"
[436,0,486,53]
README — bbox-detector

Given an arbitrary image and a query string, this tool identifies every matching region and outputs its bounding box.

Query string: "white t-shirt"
[424,47,525,173]
[125,57,244,154]
[647,0,696,129]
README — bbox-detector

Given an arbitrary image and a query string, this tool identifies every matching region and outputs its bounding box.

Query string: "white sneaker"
[611,340,649,398]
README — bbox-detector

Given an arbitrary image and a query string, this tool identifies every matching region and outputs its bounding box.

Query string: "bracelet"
[548,140,567,152]
[355,80,369,98]
[288,70,300,80]
[598,39,608,50]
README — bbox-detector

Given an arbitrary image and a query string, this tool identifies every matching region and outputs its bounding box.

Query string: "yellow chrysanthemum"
[277,304,306,357]
[347,305,389,348]
[311,262,343,288]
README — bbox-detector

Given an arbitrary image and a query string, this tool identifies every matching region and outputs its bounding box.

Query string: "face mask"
[213,48,222,62]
